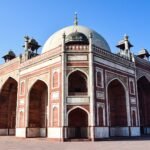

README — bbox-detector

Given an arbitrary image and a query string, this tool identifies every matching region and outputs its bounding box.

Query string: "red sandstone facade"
[0,21,150,141]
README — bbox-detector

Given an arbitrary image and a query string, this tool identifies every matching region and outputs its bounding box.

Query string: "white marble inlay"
[96,91,105,99]
[67,97,89,104]
[130,97,136,104]
[20,99,24,105]
[68,55,87,61]
[51,91,59,100]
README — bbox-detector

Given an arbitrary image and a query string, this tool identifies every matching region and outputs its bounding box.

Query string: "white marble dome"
[42,25,111,53]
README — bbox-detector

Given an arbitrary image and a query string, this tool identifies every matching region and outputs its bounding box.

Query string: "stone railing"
[20,46,61,69]
[0,57,20,70]
[92,45,135,68]
[135,56,150,67]
[65,45,89,51]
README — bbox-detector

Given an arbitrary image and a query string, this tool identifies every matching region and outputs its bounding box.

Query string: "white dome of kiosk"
[42,24,111,53]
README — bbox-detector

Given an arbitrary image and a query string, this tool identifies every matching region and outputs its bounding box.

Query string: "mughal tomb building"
[0,15,150,141]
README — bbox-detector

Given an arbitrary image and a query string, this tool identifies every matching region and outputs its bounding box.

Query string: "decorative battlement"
[65,45,89,51]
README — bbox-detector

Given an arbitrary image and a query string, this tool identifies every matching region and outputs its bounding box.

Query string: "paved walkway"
[1,136,150,150]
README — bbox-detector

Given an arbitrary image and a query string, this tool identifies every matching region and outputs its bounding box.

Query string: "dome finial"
[74,12,78,26]
[124,33,128,40]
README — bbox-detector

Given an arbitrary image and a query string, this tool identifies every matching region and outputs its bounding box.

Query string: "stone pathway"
[0,136,150,150]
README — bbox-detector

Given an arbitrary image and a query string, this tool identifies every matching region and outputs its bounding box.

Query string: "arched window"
[130,81,134,94]
[52,107,58,127]
[97,71,102,87]
[53,71,59,88]
[19,111,24,128]
[68,71,87,96]
[20,81,25,95]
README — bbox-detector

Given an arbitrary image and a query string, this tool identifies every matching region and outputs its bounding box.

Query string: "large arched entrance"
[137,76,150,135]
[108,79,127,136]
[68,70,87,96]
[27,80,48,137]
[0,77,18,135]
[68,108,88,139]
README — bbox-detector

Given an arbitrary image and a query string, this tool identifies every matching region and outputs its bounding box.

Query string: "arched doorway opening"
[28,80,48,137]
[68,108,88,139]
[0,77,18,135]
[108,79,127,136]
[137,76,150,135]
[68,71,87,96]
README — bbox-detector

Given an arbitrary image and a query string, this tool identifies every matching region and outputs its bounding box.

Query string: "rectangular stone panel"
[67,97,89,104]
[96,91,105,99]
[67,55,88,61]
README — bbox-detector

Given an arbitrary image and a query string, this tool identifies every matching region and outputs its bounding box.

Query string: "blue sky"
[0,0,149,64]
